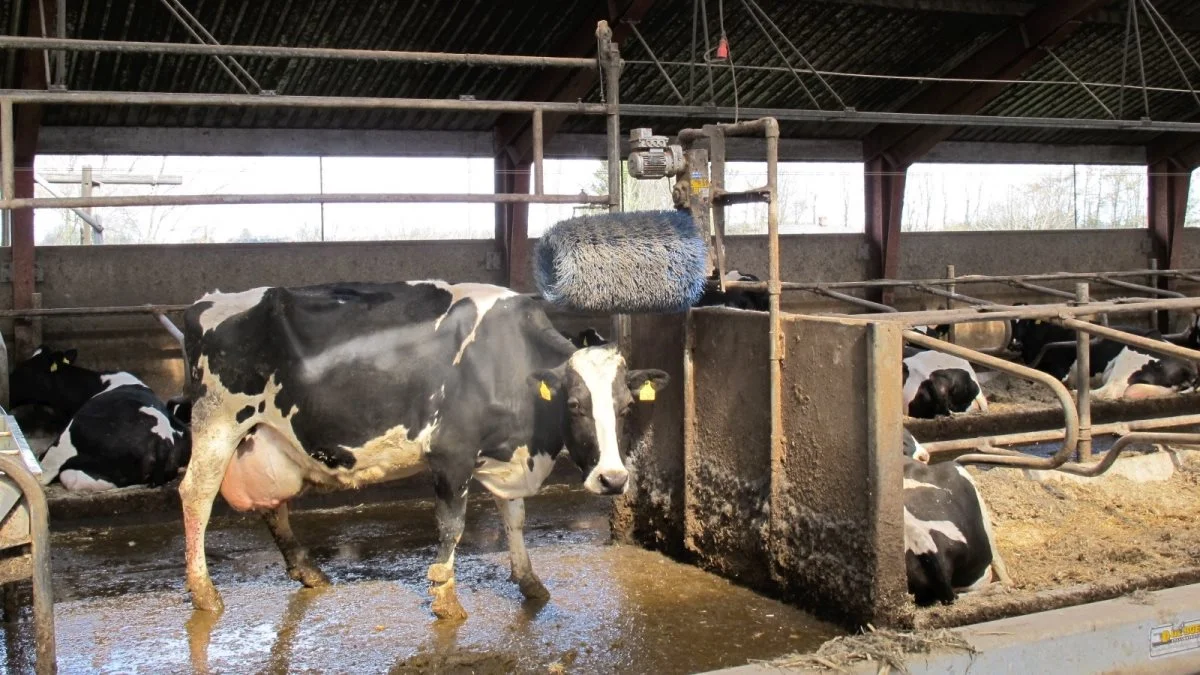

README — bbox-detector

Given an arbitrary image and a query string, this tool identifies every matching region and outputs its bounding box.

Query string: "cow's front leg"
[493,496,549,601]
[263,502,329,588]
[427,465,471,621]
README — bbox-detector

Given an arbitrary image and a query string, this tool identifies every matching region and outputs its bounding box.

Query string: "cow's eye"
[567,399,582,413]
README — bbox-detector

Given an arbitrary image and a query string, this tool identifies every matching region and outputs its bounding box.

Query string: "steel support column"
[493,152,533,292]
[865,156,907,303]
[1148,158,1191,331]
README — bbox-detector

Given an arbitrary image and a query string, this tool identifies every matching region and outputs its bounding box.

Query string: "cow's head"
[9,346,93,415]
[907,368,983,419]
[1008,316,1071,364]
[532,346,669,495]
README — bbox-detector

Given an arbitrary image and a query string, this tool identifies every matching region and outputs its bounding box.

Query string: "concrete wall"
[614,309,909,629]
[0,227,1190,396]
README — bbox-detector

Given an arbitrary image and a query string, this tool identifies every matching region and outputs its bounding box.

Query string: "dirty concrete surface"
[0,486,836,674]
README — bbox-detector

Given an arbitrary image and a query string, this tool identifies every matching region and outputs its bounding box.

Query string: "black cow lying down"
[180,281,668,618]
[10,347,191,491]
[902,430,1008,606]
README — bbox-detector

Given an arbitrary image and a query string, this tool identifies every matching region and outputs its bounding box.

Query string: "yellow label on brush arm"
[638,381,656,401]
[539,381,554,401]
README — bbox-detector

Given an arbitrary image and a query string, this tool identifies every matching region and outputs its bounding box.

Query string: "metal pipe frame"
[723,268,1200,293]
[0,35,601,69]
[923,414,1200,456]
[0,452,56,674]
[0,191,609,210]
[904,330,1081,470]
[1060,316,1200,363]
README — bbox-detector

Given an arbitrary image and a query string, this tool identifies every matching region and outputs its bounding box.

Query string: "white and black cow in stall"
[178,281,669,618]
[1009,318,1197,400]
[9,348,191,491]
[901,346,988,419]
[901,430,1008,605]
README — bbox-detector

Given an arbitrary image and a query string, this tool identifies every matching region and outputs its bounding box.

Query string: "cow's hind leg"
[263,503,329,588]
[494,496,549,601]
[426,460,472,621]
[180,421,241,613]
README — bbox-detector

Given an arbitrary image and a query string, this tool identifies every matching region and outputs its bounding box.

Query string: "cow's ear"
[530,369,562,402]
[61,349,77,365]
[627,369,670,402]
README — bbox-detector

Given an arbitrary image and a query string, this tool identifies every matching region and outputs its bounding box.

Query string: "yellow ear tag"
[638,380,656,402]
[49,363,58,373]
[539,381,553,401]
[62,357,71,364]
[1034,319,1043,325]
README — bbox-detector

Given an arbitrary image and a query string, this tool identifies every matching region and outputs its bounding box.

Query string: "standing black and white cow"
[179,281,669,618]
[904,456,1008,605]
[902,346,987,419]
[1009,319,1197,400]
[10,348,191,491]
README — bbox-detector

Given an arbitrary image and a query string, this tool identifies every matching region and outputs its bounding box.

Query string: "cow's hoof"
[189,584,224,613]
[516,575,550,601]
[430,580,468,622]
[426,562,454,585]
[289,565,330,588]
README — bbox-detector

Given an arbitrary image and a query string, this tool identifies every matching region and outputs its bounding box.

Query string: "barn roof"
[4,0,1200,157]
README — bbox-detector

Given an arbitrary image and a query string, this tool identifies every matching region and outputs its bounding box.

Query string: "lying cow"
[902,347,987,419]
[1010,319,1196,400]
[696,270,769,311]
[10,347,191,491]
[904,453,1008,606]
[179,281,669,618]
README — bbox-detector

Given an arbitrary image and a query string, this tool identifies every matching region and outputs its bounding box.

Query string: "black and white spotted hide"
[904,458,1007,606]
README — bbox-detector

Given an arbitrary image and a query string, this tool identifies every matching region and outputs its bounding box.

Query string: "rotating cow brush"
[533,210,708,314]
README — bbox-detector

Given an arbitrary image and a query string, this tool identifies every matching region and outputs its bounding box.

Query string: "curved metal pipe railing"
[1055,432,1200,477]
[903,330,1079,469]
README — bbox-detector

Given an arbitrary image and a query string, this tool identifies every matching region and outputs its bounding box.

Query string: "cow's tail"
[915,552,956,606]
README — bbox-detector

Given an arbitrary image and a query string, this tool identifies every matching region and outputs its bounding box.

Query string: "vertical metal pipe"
[765,118,783,484]
[1075,282,1092,462]
[599,22,621,213]
[81,165,93,245]
[0,453,56,674]
[1,100,13,209]
[945,264,957,344]
[531,108,544,196]
[55,0,66,87]
[707,125,727,285]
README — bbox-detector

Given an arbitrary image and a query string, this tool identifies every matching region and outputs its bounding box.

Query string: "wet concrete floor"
[1,486,836,674]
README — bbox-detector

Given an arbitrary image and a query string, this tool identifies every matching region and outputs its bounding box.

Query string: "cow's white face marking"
[140,406,175,442]
[904,507,967,556]
[414,282,517,364]
[474,446,556,500]
[59,469,118,492]
[568,347,628,494]
[197,286,269,333]
[100,372,146,393]
[38,422,76,485]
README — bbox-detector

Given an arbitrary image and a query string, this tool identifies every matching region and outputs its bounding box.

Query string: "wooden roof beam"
[863,0,1109,167]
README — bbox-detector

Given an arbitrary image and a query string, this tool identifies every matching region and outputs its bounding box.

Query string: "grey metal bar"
[1,100,11,205]
[1060,317,1200,363]
[904,331,1080,470]
[922,414,1200,456]
[0,35,600,69]
[1008,279,1078,300]
[0,191,609,210]
[911,283,1002,307]
[600,22,622,212]
[0,91,609,116]
[1075,283,1093,461]
[1057,432,1200,477]
[851,296,1200,327]
[156,0,253,95]
[765,119,784,531]
[722,268,1200,293]
[623,20,685,104]
[1093,274,1186,298]
[532,109,544,196]
[809,287,897,313]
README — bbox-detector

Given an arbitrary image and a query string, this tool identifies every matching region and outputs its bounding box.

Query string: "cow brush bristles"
[533,210,708,314]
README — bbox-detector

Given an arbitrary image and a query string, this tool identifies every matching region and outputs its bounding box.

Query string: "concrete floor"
[0,486,836,674]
